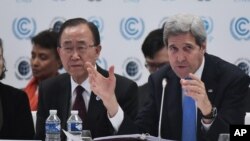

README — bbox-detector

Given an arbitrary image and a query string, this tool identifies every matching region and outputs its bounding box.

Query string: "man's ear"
[95,45,102,59]
[201,42,206,53]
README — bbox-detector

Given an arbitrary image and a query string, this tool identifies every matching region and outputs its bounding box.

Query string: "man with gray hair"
[86,13,250,141]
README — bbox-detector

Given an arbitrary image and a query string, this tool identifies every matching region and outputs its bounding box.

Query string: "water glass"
[218,133,230,141]
[81,130,92,141]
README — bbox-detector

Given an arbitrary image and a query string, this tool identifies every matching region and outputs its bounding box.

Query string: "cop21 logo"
[15,57,32,80]
[201,16,213,35]
[12,17,36,40]
[230,17,250,40]
[122,57,142,81]
[88,16,104,39]
[235,58,250,76]
[120,17,145,40]
[200,16,214,42]
[50,17,66,33]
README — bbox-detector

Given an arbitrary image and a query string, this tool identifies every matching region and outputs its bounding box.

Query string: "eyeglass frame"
[59,42,98,55]
[145,62,168,71]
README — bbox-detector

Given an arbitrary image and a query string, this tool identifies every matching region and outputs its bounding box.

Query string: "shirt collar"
[194,56,205,79]
[70,77,91,95]
[70,64,97,95]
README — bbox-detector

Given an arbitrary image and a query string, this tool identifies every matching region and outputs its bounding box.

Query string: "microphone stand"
[158,78,167,141]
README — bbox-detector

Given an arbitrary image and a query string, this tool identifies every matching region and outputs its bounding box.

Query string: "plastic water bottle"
[45,110,61,141]
[67,110,83,138]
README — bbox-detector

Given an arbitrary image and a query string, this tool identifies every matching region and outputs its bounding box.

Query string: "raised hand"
[85,62,119,117]
[180,73,212,117]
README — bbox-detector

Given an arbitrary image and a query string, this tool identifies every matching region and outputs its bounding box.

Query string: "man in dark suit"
[0,38,34,139]
[139,28,169,110]
[35,18,138,140]
[86,14,250,141]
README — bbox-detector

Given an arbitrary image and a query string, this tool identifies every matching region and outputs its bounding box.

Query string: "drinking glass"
[218,133,230,141]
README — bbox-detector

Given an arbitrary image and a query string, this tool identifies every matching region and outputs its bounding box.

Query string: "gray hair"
[163,14,207,47]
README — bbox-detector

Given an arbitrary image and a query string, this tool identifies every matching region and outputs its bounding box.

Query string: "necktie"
[73,85,88,129]
[182,90,196,141]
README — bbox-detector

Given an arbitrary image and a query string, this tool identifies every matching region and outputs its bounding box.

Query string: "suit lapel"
[87,92,105,124]
[164,70,183,138]
[87,65,109,129]
[197,54,218,139]
[57,74,72,129]
[201,54,218,107]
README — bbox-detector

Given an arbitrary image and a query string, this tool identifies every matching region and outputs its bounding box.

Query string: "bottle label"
[67,122,82,132]
[46,122,61,134]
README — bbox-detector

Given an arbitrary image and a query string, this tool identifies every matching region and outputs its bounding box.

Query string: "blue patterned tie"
[182,90,196,141]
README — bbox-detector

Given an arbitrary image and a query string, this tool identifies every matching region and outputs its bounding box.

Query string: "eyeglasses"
[145,62,168,71]
[61,44,96,54]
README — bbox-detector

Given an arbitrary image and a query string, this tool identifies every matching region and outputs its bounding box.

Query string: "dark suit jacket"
[35,65,138,140]
[138,83,150,111]
[0,82,34,139]
[119,53,250,141]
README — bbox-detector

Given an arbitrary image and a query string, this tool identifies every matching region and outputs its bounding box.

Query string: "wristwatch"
[202,106,217,120]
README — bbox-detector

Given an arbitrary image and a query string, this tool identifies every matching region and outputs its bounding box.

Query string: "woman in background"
[24,29,62,111]
[0,38,34,139]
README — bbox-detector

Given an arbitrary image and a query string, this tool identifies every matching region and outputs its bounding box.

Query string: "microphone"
[158,78,167,141]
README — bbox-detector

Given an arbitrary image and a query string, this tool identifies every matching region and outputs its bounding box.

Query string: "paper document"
[94,134,172,141]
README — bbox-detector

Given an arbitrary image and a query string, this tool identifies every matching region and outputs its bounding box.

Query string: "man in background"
[139,28,169,109]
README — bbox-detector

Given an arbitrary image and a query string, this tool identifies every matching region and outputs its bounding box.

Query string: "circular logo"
[235,58,250,76]
[201,16,213,35]
[230,17,250,40]
[88,16,104,33]
[96,57,108,70]
[120,17,145,40]
[12,17,36,40]
[50,17,66,33]
[122,57,142,81]
[15,57,32,80]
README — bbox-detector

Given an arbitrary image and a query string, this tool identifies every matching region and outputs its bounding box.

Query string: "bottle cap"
[49,109,57,114]
[71,110,79,115]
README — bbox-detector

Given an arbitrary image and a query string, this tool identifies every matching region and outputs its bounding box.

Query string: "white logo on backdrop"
[201,16,214,42]
[235,58,250,76]
[122,57,142,81]
[50,17,66,33]
[88,16,104,39]
[230,17,250,40]
[12,17,36,39]
[120,17,144,40]
[15,57,32,80]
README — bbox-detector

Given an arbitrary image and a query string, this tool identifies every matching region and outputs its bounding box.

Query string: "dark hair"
[0,38,7,80]
[58,18,100,47]
[31,29,60,60]
[142,28,164,59]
